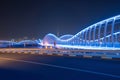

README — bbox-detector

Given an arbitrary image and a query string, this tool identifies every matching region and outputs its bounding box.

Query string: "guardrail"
[0,48,120,60]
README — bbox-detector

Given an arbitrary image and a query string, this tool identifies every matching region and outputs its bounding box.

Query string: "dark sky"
[0,0,120,40]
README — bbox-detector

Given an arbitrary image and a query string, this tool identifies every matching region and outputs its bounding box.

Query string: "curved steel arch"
[42,15,120,49]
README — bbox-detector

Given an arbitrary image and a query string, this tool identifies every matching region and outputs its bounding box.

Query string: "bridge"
[33,15,120,59]
[0,15,120,60]
[42,15,120,49]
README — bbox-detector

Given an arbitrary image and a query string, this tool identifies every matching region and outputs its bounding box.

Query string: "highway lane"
[0,53,120,80]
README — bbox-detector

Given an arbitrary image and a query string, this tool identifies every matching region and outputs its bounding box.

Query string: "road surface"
[0,53,120,80]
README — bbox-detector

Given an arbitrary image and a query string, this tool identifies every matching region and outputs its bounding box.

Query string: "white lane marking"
[0,57,120,79]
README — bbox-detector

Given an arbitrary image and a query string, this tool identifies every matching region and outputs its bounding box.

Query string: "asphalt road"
[0,53,120,80]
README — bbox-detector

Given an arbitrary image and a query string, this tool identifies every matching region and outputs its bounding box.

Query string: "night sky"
[0,0,120,40]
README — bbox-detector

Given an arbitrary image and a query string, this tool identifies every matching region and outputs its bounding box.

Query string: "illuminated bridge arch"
[42,15,120,49]
[60,34,73,40]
